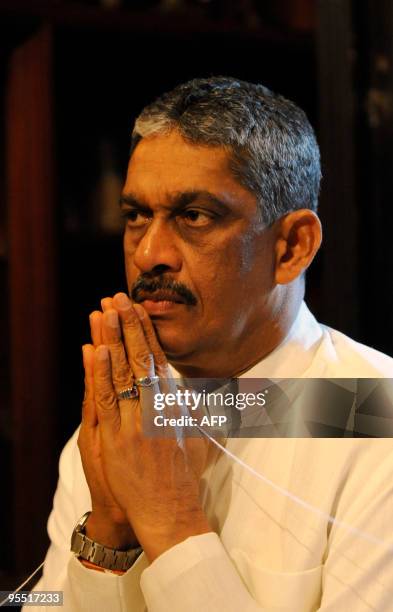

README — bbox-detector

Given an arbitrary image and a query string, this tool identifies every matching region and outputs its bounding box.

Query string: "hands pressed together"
[77,293,211,563]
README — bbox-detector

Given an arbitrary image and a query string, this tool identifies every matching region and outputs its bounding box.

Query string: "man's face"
[121,131,277,370]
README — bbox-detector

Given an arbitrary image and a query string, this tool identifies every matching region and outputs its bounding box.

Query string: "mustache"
[131,276,198,306]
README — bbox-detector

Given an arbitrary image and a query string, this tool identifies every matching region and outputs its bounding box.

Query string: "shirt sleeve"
[26,431,393,612]
[140,533,262,612]
[140,441,393,612]
[25,429,149,612]
[140,512,392,612]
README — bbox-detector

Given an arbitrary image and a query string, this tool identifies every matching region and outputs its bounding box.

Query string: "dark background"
[1,0,393,593]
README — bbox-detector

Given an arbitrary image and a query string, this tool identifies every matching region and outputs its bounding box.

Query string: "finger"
[102,309,134,386]
[94,345,120,435]
[112,293,155,379]
[112,294,159,434]
[89,311,103,347]
[133,304,169,377]
[102,309,138,424]
[101,297,113,312]
[133,303,174,395]
[82,344,97,427]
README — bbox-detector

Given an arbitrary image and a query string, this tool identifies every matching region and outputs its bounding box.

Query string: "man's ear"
[274,210,322,285]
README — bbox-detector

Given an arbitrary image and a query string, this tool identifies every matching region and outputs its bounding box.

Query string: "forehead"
[124,131,257,210]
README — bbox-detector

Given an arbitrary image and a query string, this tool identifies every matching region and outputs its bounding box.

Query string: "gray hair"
[130,76,321,225]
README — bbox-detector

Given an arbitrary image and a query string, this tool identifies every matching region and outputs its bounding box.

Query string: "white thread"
[197,426,393,553]
[0,561,45,607]
[2,429,391,605]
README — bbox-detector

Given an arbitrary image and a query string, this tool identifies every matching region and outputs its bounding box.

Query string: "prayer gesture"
[78,292,211,562]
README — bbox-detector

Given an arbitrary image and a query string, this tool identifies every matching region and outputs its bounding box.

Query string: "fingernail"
[96,345,109,360]
[106,310,119,328]
[82,344,92,357]
[116,293,131,309]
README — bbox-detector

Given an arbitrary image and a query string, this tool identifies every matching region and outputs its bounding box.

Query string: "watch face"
[70,512,90,550]
[70,529,77,550]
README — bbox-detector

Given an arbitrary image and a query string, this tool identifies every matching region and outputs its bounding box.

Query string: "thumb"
[93,345,120,434]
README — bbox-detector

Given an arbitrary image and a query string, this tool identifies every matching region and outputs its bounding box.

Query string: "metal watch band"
[72,531,143,571]
[70,511,143,571]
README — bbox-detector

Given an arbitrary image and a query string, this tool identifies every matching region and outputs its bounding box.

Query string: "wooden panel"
[6,24,57,572]
[356,0,393,354]
[316,0,359,337]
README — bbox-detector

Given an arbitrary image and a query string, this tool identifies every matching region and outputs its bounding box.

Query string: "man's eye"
[181,209,214,227]
[122,210,150,228]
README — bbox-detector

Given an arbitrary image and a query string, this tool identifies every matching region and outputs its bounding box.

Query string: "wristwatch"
[70,511,143,572]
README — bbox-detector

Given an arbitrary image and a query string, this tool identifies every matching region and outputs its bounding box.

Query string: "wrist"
[86,510,139,550]
[79,558,126,575]
[134,510,211,563]
[71,511,143,572]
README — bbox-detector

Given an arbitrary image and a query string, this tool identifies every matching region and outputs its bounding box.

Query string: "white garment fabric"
[30,303,393,611]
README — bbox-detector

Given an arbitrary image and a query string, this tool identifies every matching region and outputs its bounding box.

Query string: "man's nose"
[132,219,182,274]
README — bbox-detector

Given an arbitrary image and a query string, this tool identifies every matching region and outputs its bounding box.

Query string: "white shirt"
[32,303,393,611]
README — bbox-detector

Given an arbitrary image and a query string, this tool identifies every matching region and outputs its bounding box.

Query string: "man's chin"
[151,319,196,361]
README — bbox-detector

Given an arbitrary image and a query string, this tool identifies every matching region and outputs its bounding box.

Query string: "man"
[34,77,393,611]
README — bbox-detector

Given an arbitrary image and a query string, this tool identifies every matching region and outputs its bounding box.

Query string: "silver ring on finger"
[135,375,159,387]
[117,385,139,400]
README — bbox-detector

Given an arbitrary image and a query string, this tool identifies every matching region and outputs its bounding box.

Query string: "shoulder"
[316,324,393,377]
